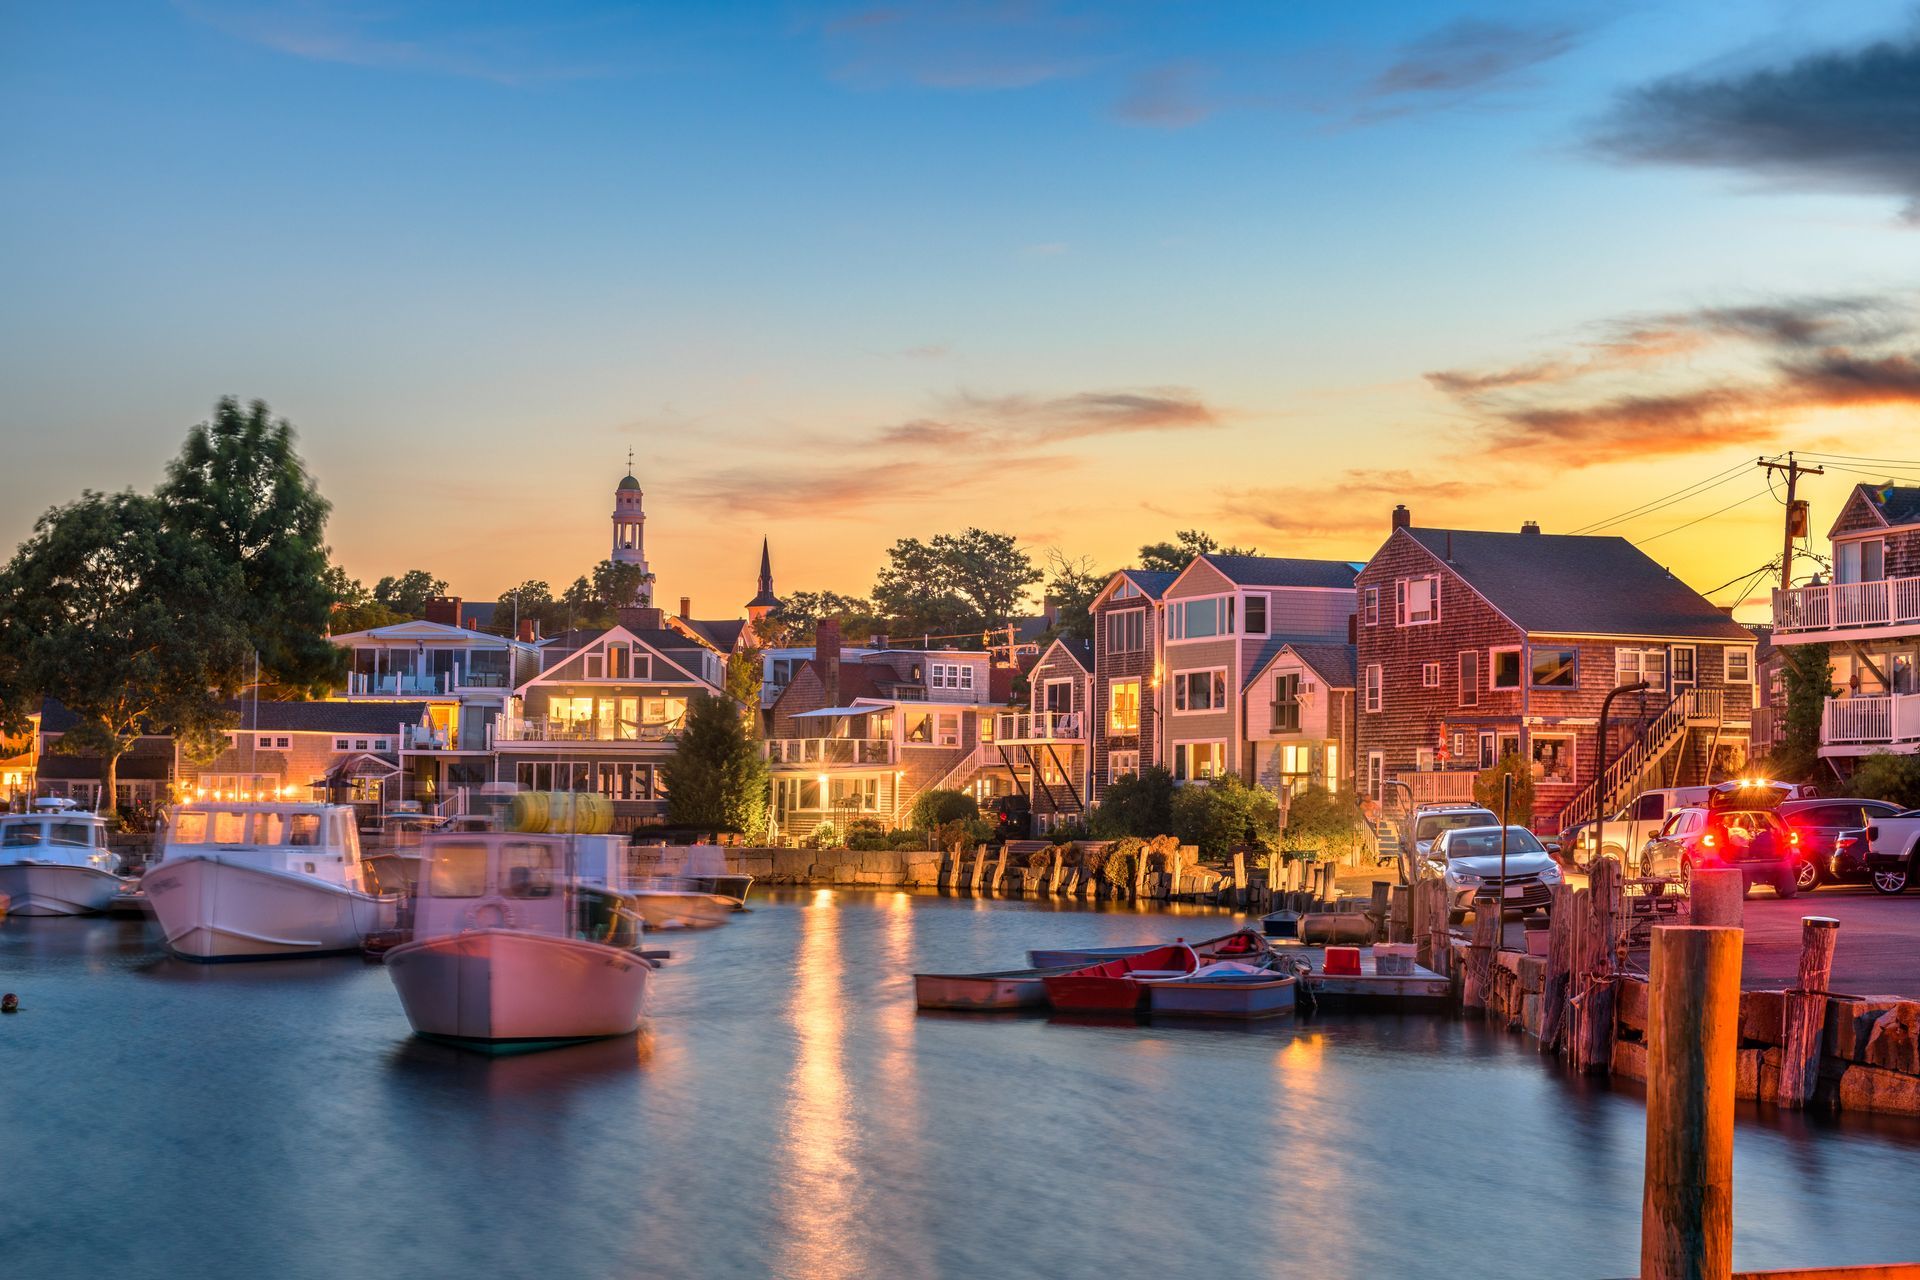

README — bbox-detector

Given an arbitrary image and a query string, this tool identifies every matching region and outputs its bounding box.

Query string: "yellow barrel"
[508,790,550,833]
[511,790,613,834]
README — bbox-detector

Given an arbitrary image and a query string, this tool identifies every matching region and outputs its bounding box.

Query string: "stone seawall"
[720,847,944,889]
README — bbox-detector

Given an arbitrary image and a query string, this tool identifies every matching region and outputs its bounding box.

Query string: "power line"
[1631,486,1776,546]
[1796,451,1920,467]
[1569,461,1756,535]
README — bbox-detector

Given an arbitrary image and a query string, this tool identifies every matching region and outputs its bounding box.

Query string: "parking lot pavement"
[1732,886,1920,998]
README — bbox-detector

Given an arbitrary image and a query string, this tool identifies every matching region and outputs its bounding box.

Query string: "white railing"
[493,717,679,744]
[764,738,899,766]
[400,724,449,750]
[1396,771,1477,804]
[348,672,449,696]
[993,711,1084,742]
[1774,575,1920,635]
[1823,693,1920,746]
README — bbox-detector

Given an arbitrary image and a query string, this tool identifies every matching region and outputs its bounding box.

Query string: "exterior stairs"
[1553,689,1725,836]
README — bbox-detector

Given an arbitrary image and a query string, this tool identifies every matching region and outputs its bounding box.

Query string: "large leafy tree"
[774,590,882,643]
[1136,529,1258,574]
[372,569,448,617]
[591,559,651,611]
[659,692,769,835]
[871,528,1041,638]
[157,398,340,694]
[0,493,252,815]
[326,570,405,634]
[1040,549,1107,645]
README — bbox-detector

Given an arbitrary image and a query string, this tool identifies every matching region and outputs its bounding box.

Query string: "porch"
[1821,693,1920,754]
[992,711,1084,744]
[1773,574,1920,640]
[765,737,900,766]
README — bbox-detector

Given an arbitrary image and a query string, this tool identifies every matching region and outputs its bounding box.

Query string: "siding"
[1089,598,1158,799]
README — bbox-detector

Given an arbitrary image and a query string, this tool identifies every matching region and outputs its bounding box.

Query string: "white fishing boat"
[0,802,123,916]
[577,836,735,929]
[141,801,400,961]
[385,829,655,1051]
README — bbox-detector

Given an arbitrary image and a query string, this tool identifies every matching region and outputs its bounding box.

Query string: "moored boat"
[0,804,124,916]
[1042,943,1199,1013]
[1028,927,1268,972]
[913,963,1080,1011]
[385,828,655,1051]
[1143,962,1296,1019]
[572,835,735,929]
[141,802,400,960]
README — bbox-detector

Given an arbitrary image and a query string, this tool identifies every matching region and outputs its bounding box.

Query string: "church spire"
[746,536,779,622]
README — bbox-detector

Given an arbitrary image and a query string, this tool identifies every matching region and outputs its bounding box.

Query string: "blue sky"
[4,1,1918,615]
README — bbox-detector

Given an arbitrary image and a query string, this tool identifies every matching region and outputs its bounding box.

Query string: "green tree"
[659,692,769,835]
[156,398,340,695]
[1089,765,1175,838]
[323,568,402,633]
[371,569,448,617]
[1847,752,1920,809]
[1040,549,1106,645]
[872,528,1041,638]
[0,493,252,817]
[775,590,882,643]
[1473,753,1536,827]
[725,647,763,718]
[1136,529,1259,575]
[1171,774,1280,859]
[1278,785,1369,861]
[1766,643,1832,780]
[495,579,565,636]
[591,559,652,612]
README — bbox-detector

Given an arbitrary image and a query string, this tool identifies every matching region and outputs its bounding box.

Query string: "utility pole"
[1757,452,1823,591]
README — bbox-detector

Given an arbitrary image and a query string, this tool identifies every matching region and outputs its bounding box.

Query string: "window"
[1108,678,1141,734]
[1415,746,1435,771]
[930,662,975,691]
[1108,750,1139,782]
[1397,574,1440,626]
[1836,538,1886,584]
[1725,648,1753,683]
[1364,664,1383,713]
[1113,580,1142,600]
[1458,651,1479,707]
[1490,647,1522,690]
[1530,647,1577,689]
[830,777,880,811]
[1272,673,1301,732]
[1617,648,1667,692]
[428,843,489,897]
[374,738,391,751]
[1106,609,1145,654]
[1173,741,1226,781]
[1244,595,1268,635]
[354,739,370,751]
[1478,732,1496,769]
[1172,669,1227,712]
[1,824,41,847]
[256,735,273,749]
[288,814,320,846]
[596,762,652,801]
[1366,751,1384,800]
[1168,596,1234,640]
[936,712,961,746]
[276,737,290,749]
[334,738,351,750]
[1635,793,1667,822]
[501,842,556,898]
[1042,679,1073,714]
[1531,735,1576,785]
[1670,646,1697,688]
[903,711,933,744]
[1364,587,1380,627]
[1422,662,1441,688]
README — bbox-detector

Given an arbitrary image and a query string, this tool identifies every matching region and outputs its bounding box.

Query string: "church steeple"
[746,536,779,623]
[610,453,652,606]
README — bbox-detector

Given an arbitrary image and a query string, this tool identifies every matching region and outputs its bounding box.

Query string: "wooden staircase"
[1553,688,1724,837]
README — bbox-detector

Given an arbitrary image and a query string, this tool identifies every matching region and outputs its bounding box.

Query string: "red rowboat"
[1042,942,1200,1013]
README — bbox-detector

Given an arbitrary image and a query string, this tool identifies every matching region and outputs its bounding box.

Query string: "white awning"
[791,706,882,719]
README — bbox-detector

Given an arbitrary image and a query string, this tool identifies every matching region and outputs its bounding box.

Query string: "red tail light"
[1788,829,1800,846]
[1700,831,1717,850]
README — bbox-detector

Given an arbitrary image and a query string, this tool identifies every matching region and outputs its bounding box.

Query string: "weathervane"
[626,446,634,473]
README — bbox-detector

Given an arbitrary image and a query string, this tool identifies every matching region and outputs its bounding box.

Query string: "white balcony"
[765,738,899,766]
[993,711,1084,743]
[493,717,680,745]
[1774,575,1920,638]
[1822,693,1920,751]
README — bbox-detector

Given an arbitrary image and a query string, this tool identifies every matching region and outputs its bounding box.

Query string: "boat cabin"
[0,808,113,869]
[413,831,640,949]
[160,802,372,891]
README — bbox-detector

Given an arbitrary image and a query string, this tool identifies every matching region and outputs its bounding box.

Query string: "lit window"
[1108,679,1141,734]
[1422,662,1441,688]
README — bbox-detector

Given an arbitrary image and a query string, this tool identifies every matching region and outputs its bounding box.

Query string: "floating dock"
[1298,948,1451,1010]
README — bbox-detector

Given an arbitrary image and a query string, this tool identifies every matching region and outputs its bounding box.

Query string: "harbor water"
[3,888,1916,1279]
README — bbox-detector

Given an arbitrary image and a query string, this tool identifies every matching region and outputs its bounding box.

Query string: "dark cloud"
[1591,24,1920,218]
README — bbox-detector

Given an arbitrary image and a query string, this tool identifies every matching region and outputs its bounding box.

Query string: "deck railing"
[1823,693,1920,746]
[764,738,899,766]
[492,718,679,744]
[1774,574,1920,635]
[992,711,1084,742]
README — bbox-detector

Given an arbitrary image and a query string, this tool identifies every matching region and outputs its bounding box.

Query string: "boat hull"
[685,874,753,908]
[1043,974,1155,1013]
[627,890,734,930]
[386,929,652,1047]
[914,966,1074,1011]
[141,856,399,960]
[0,863,125,916]
[1029,930,1267,971]
[1147,974,1296,1019]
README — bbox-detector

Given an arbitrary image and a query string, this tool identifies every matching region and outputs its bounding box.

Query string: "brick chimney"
[816,618,842,707]
[1392,504,1411,530]
[617,605,665,632]
[424,596,462,626]
[1042,594,1059,625]
[678,595,691,620]
[517,618,537,644]
[1521,520,1541,536]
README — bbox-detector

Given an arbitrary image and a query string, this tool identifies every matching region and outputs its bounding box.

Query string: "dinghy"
[1143,961,1297,1019]
[913,963,1081,1011]
[1042,943,1199,1013]
[1028,927,1268,971]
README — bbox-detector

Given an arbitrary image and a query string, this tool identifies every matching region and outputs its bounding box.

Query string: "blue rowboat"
[1143,962,1297,1019]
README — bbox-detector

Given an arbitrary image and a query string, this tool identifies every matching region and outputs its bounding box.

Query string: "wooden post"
[1231,852,1247,909]
[1778,916,1840,1110]
[1641,926,1741,1280]
[991,846,1008,892]
[1370,880,1391,943]
[1049,847,1067,895]
[1464,899,1498,1009]
[1133,847,1148,900]
[1410,872,1430,967]
[1542,883,1573,1051]
[1691,867,1743,928]
[969,843,987,891]
[1389,883,1411,944]
[1426,879,1451,978]
[1591,856,1622,971]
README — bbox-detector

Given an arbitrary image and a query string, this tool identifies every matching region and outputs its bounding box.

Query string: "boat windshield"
[48,822,98,848]
[501,842,557,898]
[427,843,489,897]
[170,811,253,845]
[252,812,324,846]
[1444,828,1545,859]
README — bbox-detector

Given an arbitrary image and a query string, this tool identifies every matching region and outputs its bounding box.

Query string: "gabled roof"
[1830,481,1920,537]
[329,617,528,649]
[525,625,712,689]
[1091,568,1179,610]
[223,700,431,734]
[1036,636,1092,673]
[1245,638,1356,690]
[1196,554,1359,590]
[1400,527,1751,641]
[674,617,748,653]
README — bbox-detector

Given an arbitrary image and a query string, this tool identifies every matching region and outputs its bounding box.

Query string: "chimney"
[516,618,537,644]
[1347,613,1358,644]
[678,595,691,620]
[424,596,462,626]
[1520,520,1541,536]
[1042,594,1060,625]
[617,605,665,632]
[816,618,843,706]
[1391,504,1411,531]
[870,632,888,650]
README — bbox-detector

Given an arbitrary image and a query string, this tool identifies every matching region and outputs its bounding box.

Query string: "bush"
[806,821,838,849]
[910,789,979,831]
[1026,846,1053,872]
[1474,753,1535,826]
[1081,843,1110,878]
[1278,785,1369,862]
[1170,774,1280,859]
[1103,836,1146,891]
[1848,752,1920,809]
[845,818,891,851]
[1089,766,1174,838]
[888,827,927,851]
[1047,818,1089,844]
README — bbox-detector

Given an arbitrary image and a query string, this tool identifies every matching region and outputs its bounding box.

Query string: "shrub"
[1169,774,1280,859]
[1026,846,1053,872]
[910,789,979,831]
[1848,752,1920,809]
[1474,753,1535,826]
[1278,785,1369,862]
[1089,766,1174,838]
[1081,843,1110,878]
[806,820,838,849]
[1047,818,1089,844]
[845,818,891,851]
[887,827,926,851]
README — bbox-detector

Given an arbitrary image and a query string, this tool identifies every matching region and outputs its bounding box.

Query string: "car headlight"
[1540,862,1562,881]
[1452,871,1482,886]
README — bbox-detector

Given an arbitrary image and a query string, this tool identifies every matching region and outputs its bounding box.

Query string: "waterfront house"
[1158,554,1359,784]
[491,608,725,826]
[1087,568,1178,800]
[999,636,1092,829]
[1244,639,1357,801]
[33,700,175,814]
[1354,505,1755,833]
[175,700,434,823]
[1769,482,1920,766]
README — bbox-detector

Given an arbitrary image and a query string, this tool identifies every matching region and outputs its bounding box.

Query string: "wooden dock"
[1296,948,1452,1009]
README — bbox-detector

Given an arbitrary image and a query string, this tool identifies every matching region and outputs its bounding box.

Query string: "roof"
[1852,482,1920,530]
[1198,554,1359,590]
[1039,636,1093,672]
[1121,569,1179,599]
[1245,638,1356,690]
[681,618,748,652]
[618,473,640,491]
[1011,615,1051,644]
[1401,528,1752,640]
[223,700,431,734]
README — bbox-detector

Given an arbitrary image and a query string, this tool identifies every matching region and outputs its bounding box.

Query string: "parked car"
[1775,798,1908,890]
[1562,779,1814,870]
[1427,825,1563,922]
[1408,804,1501,861]
[988,794,1031,842]
[1637,804,1799,898]
[1863,809,1920,895]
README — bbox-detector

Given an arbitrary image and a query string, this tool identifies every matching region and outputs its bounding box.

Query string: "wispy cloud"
[682,454,1060,520]
[1353,16,1589,123]
[1112,60,1215,129]
[1429,293,1920,464]
[820,0,1105,92]
[1220,470,1477,542]
[1590,17,1920,221]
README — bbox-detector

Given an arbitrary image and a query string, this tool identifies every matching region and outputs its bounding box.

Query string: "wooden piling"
[1779,916,1841,1110]
[1641,925,1742,1280]
[991,847,1008,892]
[1231,852,1247,909]
[969,843,987,891]
[1049,847,1067,895]
[1691,867,1744,928]
[1425,879,1451,978]
[1542,883,1573,1051]
[1464,901,1498,1010]
[1370,880,1391,943]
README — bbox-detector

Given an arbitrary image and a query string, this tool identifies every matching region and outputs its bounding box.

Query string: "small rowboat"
[1143,961,1297,1019]
[913,964,1081,1011]
[1043,943,1199,1013]
[1028,927,1268,972]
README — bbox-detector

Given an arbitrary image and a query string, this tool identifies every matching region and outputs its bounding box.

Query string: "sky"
[4,1,1920,621]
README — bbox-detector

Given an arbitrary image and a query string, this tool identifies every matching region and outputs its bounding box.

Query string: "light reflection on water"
[2,889,1917,1280]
